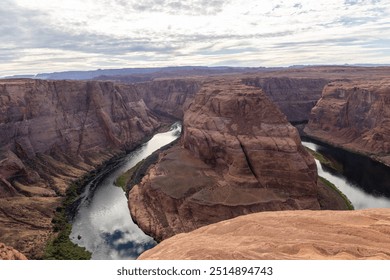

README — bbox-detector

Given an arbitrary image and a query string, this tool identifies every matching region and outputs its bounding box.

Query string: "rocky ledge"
[139,209,390,260]
[0,242,27,260]
[129,79,339,242]
[305,79,390,166]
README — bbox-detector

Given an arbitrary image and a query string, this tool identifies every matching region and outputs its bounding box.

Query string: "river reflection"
[302,140,390,209]
[70,122,182,259]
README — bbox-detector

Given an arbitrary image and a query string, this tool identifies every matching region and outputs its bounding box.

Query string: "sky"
[1,0,390,76]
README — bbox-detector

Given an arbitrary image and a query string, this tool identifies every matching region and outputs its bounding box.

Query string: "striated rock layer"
[0,242,27,260]
[133,79,202,119]
[139,209,390,260]
[129,79,324,242]
[0,79,160,258]
[242,77,329,123]
[305,80,390,166]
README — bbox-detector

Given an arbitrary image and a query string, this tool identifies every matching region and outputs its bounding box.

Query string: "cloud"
[115,0,229,15]
[1,0,390,76]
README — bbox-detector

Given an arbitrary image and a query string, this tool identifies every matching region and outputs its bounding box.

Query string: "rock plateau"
[139,209,390,260]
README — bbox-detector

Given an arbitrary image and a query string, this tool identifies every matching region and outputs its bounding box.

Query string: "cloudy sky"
[1,0,390,76]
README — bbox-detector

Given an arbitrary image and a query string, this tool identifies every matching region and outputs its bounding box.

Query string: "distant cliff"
[134,79,201,119]
[139,209,390,260]
[129,79,331,242]
[0,79,160,258]
[305,80,390,167]
[242,77,329,123]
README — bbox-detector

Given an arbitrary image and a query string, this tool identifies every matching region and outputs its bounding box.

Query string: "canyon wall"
[133,79,201,119]
[129,79,324,241]
[139,208,390,260]
[305,80,390,167]
[242,77,329,123]
[0,79,160,258]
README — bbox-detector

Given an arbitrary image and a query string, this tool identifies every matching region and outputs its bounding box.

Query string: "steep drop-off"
[305,80,390,167]
[0,79,160,258]
[133,79,201,119]
[139,209,390,260]
[129,79,325,241]
[242,77,329,123]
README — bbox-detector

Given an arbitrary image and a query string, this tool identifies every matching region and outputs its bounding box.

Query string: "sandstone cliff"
[129,79,325,242]
[0,242,27,260]
[0,79,160,258]
[134,79,201,119]
[139,209,390,260]
[305,80,390,166]
[242,77,329,123]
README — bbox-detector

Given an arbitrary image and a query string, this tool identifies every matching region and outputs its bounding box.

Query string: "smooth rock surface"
[139,209,390,260]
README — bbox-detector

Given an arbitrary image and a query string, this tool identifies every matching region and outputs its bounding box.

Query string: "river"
[302,140,390,209]
[70,122,182,260]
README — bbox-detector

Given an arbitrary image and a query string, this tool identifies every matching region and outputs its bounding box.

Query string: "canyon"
[0,79,161,258]
[1,66,390,259]
[129,78,346,241]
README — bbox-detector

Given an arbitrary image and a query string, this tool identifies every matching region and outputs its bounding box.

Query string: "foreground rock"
[0,79,160,258]
[139,209,390,260]
[130,79,328,241]
[0,243,27,260]
[305,80,390,167]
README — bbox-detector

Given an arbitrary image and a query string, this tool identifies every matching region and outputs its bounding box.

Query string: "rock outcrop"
[129,79,324,242]
[139,209,390,260]
[0,242,27,260]
[134,79,201,119]
[0,79,160,258]
[305,80,390,166]
[242,77,329,123]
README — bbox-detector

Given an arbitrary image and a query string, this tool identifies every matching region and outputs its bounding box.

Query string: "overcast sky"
[1,0,390,76]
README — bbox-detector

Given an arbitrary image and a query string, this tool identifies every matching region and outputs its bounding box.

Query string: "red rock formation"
[129,79,322,241]
[0,79,160,258]
[242,77,329,122]
[0,242,27,260]
[305,80,390,166]
[139,209,390,260]
[134,79,201,119]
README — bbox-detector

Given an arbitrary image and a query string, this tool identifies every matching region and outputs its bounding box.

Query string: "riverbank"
[68,122,182,259]
[302,132,390,168]
[42,121,177,260]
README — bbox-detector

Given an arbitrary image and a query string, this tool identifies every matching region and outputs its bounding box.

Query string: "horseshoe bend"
[1,67,390,260]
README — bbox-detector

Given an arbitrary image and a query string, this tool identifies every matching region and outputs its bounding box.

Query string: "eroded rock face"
[242,77,329,123]
[129,79,321,241]
[305,80,390,166]
[134,79,201,119]
[139,209,390,260]
[0,79,160,258]
[0,242,27,260]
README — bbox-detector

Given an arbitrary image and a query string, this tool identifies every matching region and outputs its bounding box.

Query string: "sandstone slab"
[139,209,390,260]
